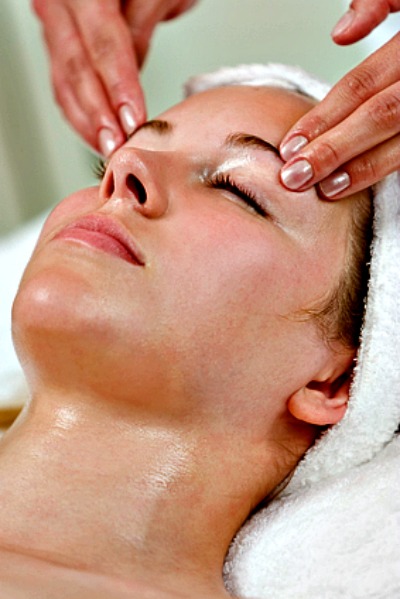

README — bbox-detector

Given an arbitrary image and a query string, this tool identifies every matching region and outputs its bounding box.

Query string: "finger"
[39,3,125,155]
[331,0,394,45]
[280,80,400,190]
[163,0,199,20]
[318,134,400,199]
[52,73,95,149]
[124,0,197,67]
[72,1,147,135]
[280,33,400,160]
[52,41,125,155]
[124,0,172,67]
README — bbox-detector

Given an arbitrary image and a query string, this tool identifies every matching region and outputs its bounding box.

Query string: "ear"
[287,355,354,426]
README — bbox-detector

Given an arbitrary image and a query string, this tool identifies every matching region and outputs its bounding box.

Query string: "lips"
[54,214,145,266]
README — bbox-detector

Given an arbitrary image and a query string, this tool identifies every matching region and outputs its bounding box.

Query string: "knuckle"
[311,140,342,172]
[64,52,87,83]
[368,92,400,131]
[89,29,118,63]
[108,79,130,101]
[352,155,379,184]
[343,66,377,103]
[300,113,331,138]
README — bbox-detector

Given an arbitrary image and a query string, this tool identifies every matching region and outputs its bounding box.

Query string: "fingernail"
[280,135,308,161]
[280,159,313,190]
[119,104,137,136]
[319,171,351,198]
[99,128,118,157]
[332,9,356,38]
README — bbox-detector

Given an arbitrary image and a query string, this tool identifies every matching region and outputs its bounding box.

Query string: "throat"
[0,401,243,596]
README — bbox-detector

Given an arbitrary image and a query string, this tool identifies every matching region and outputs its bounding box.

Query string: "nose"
[100,147,169,218]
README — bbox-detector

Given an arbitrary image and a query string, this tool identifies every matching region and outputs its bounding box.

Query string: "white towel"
[0,214,46,410]
[225,434,400,599]
[186,64,400,598]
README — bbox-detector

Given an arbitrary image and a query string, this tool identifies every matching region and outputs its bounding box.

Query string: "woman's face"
[13,86,354,436]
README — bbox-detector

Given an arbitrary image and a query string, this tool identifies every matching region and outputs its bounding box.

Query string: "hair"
[306,189,373,350]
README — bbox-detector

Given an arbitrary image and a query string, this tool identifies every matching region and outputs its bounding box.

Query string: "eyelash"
[92,158,107,180]
[207,173,267,217]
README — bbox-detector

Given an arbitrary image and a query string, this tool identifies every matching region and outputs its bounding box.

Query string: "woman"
[0,76,372,597]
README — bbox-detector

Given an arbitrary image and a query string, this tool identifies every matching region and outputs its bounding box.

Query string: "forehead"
[159,85,316,146]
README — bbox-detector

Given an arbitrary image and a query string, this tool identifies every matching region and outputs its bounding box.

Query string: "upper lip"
[59,214,146,266]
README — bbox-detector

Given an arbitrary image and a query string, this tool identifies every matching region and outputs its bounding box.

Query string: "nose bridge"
[101,147,169,218]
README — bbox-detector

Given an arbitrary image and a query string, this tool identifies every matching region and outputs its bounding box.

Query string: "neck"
[0,390,285,596]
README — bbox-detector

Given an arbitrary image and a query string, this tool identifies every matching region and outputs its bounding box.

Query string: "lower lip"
[55,227,141,265]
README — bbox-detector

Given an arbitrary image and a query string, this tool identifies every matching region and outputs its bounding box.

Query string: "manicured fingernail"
[99,128,117,157]
[319,171,351,198]
[332,9,356,38]
[119,104,137,136]
[280,159,313,190]
[280,135,308,161]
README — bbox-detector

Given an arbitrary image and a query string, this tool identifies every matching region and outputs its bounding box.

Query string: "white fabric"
[224,434,400,599]
[186,63,400,597]
[0,214,45,409]
[185,63,330,102]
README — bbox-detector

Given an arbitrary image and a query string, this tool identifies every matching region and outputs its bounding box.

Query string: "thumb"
[331,0,400,45]
[123,1,167,67]
[123,0,188,67]
[163,0,198,20]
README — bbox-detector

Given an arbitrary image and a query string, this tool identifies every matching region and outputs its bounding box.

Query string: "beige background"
[0,0,398,236]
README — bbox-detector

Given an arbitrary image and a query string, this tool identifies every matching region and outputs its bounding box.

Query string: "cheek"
[156,210,309,366]
[174,212,306,323]
[150,212,324,420]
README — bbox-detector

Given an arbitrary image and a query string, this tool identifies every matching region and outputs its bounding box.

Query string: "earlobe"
[287,372,351,426]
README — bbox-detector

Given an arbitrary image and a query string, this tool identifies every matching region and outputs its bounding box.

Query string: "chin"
[10,259,170,405]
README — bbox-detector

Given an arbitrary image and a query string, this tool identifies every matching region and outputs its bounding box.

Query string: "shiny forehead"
[157,85,317,149]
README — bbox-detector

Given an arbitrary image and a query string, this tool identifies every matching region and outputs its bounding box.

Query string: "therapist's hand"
[32,0,197,156]
[279,0,400,199]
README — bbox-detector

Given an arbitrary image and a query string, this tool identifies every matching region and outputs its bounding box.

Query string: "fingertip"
[331,2,389,45]
[119,104,138,136]
[319,171,351,199]
[98,127,120,157]
[117,81,147,135]
[97,123,126,157]
[331,9,357,42]
[280,158,314,191]
[280,135,309,162]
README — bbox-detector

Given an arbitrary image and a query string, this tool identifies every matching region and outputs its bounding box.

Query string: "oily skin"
[1,86,355,597]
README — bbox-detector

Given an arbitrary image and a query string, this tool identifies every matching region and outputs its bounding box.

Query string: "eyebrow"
[131,119,280,156]
[225,133,280,156]
[131,119,173,136]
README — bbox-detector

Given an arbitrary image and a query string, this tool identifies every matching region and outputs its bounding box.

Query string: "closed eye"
[207,172,268,218]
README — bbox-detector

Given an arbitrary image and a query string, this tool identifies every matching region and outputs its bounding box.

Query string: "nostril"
[104,172,115,197]
[126,173,147,205]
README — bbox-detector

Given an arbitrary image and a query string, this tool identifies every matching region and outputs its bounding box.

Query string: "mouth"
[54,214,146,266]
